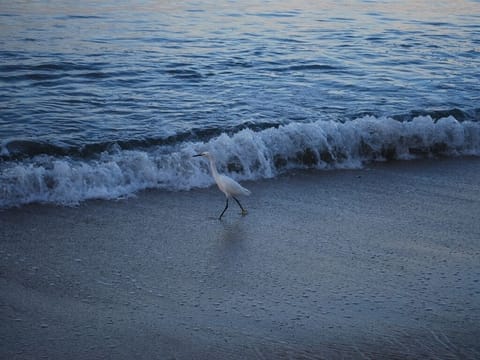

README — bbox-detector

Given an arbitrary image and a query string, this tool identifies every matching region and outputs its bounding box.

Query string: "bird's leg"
[233,197,248,215]
[219,198,229,220]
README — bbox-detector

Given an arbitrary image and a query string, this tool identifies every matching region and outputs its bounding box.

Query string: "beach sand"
[1,157,480,359]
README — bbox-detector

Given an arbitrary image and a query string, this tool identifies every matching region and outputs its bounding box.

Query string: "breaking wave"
[1,115,479,208]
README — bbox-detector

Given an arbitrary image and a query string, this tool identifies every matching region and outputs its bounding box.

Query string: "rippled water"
[1,0,479,146]
[0,0,479,207]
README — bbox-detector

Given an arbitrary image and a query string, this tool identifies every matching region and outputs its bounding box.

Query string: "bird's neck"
[208,157,219,178]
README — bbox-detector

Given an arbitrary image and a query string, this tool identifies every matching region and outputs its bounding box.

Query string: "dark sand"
[1,158,480,359]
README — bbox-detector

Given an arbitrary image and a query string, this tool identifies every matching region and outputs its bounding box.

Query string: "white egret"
[193,152,251,219]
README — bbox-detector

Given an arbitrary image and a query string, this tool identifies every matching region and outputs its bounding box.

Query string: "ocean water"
[1,0,479,208]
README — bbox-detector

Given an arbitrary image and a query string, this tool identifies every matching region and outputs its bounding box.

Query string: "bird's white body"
[205,155,250,198]
[194,151,250,219]
[215,173,251,198]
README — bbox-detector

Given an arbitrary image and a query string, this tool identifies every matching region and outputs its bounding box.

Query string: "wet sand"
[1,157,480,359]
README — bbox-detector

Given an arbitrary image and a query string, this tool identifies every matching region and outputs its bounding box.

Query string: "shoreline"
[1,157,480,359]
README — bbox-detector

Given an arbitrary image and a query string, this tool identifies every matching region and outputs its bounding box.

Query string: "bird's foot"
[241,209,248,216]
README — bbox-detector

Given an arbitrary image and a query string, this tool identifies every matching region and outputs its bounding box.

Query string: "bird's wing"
[218,175,251,197]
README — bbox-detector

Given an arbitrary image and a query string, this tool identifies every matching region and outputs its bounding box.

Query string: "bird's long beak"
[193,154,203,157]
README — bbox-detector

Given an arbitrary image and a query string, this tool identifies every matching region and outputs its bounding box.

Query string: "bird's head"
[193,151,210,158]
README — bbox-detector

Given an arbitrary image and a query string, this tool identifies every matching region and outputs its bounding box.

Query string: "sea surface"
[1,0,479,208]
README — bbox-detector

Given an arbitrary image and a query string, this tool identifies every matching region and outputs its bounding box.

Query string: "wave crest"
[1,115,479,208]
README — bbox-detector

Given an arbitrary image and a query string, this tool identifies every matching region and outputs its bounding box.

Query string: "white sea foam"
[1,115,479,208]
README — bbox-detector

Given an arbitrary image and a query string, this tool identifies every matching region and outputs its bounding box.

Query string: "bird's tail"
[242,186,251,196]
